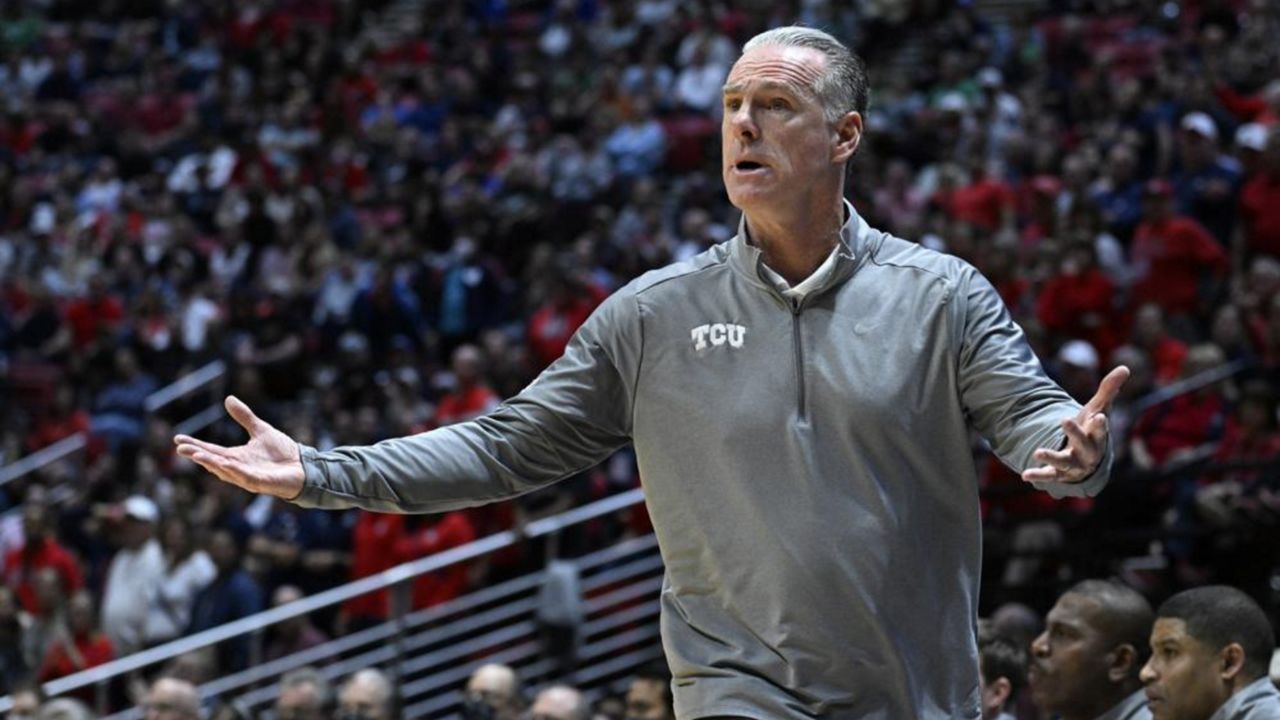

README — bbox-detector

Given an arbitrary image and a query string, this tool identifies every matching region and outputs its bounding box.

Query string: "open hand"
[1022,365,1131,484]
[174,396,306,500]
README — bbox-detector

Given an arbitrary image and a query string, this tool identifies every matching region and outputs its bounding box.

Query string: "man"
[978,635,1026,720]
[275,666,331,720]
[625,662,676,720]
[101,495,166,655]
[528,684,588,720]
[176,26,1127,718]
[1028,580,1154,720]
[2,500,84,615]
[337,668,394,720]
[141,677,201,720]
[463,663,523,720]
[1140,586,1280,720]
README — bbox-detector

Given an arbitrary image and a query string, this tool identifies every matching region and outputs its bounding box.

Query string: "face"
[1140,619,1231,720]
[465,667,518,720]
[276,683,325,720]
[624,678,673,720]
[338,679,389,720]
[721,45,860,217]
[143,679,198,720]
[1028,594,1115,716]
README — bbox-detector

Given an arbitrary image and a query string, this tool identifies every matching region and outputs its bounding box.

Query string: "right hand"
[174,396,306,500]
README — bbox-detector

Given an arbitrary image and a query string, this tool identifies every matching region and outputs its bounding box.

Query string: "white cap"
[1181,111,1219,141]
[978,67,1003,87]
[1058,339,1099,370]
[123,495,159,523]
[1236,122,1268,152]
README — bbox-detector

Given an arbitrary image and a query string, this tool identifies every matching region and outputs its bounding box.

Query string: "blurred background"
[0,0,1278,717]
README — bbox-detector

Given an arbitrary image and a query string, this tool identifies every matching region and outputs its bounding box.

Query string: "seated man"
[528,684,587,720]
[1141,585,1280,720]
[1029,579,1154,720]
[979,634,1026,720]
[625,661,675,720]
[337,668,394,720]
[463,663,523,720]
[141,677,200,720]
[275,667,331,720]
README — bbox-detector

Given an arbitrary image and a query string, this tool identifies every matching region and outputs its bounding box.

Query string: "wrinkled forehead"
[725,44,827,96]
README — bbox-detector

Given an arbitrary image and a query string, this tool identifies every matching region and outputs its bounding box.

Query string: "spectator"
[528,685,588,720]
[90,347,160,455]
[1173,112,1244,244]
[140,677,200,720]
[0,585,31,694]
[2,500,84,616]
[186,529,263,672]
[144,515,217,647]
[1130,344,1233,471]
[1236,127,1280,267]
[38,590,114,683]
[624,662,674,720]
[7,680,44,720]
[1130,180,1228,322]
[337,668,394,720]
[264,585,329,663]
[275,667,332,720]
[463,663,524,720]
[978,634,1025,720]
[435,345,500,426]
[1028,580,1154,720]
[100,496,165,655]
[1141,586,1280,719]
[36,698,94,720]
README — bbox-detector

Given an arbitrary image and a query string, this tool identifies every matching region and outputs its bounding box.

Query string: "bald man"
[1029,580,1154,720]
[464,663,523,720]
[142,677,200,720]
[338,668,394,720]
[529,685,588,720]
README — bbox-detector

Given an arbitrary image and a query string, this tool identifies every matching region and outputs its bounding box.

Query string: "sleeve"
[956,267,1113,498]
[291,287,643,514]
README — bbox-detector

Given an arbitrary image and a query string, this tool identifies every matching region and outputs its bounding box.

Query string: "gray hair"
[280,666,333,707]
[741,26,869,122]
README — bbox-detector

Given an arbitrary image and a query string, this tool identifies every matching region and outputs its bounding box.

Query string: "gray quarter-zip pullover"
[1209,677,1280,720]
[293,203,1111,718]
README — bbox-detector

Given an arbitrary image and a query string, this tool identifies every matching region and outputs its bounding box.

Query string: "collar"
[729,199,871,304]
[1208,677,1280,720]
[1095,689,1150,720]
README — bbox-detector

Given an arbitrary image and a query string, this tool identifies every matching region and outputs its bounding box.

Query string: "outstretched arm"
[175,290,642,513]
[1021,365,1130,484]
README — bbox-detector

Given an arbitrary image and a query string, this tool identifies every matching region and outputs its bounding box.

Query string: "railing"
[1129,358,1250,415]
[0,359,226,490]
[0,487,653,718]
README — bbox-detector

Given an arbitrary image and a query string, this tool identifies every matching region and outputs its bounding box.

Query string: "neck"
[1062,685,1137,720]
[745,196,846,285]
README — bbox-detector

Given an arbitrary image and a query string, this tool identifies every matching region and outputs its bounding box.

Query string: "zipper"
[790,298,806,420]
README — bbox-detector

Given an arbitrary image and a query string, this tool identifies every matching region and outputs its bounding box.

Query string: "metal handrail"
[1129,358,1250,415]
[2,487,646,708]
[0,360,226,488]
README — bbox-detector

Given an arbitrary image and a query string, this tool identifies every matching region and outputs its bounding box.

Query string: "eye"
[769,98,790,111]
[725,98,741,111]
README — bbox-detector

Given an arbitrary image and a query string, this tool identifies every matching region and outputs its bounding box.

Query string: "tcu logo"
[691,323,746,350]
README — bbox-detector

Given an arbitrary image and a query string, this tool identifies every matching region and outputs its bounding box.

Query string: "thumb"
[225,395,265,437]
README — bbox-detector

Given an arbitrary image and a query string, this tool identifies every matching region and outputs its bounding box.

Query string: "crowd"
[0,0,1278,712]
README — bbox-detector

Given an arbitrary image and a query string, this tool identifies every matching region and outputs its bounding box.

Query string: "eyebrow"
[722,80,804,97]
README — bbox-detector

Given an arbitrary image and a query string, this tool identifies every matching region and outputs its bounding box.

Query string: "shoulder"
[623,243,732,299]
[862,229,977,296]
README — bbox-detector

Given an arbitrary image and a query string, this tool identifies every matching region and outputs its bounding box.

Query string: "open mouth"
[734,161,768,172]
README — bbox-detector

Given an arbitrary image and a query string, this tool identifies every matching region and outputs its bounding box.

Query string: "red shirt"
[947,179,1014,231]
[395,512,477,609]
[1131,215,1226,315]
[435,384,499,426]
[342,512,405,620]
[3,540,86,614]
[1147,336,1189,385]
[527,290,605,369]
[1132,392,1233,467]
[1240,173,1280,259]
[1036,268,1118,358]
[63,295,124,349]
[39,631,114,682]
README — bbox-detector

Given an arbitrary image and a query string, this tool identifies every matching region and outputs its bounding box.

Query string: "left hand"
[1022,365,1131,484]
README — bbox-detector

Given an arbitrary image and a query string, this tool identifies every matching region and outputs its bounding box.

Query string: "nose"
[1030,631,1049,658]
[729,104,759,143]
[1139,657,1157,684]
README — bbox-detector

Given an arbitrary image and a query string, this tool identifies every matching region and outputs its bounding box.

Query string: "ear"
[1220,643,1246,682]
[1107,644,1138,683]
[832,111,863,164]
[991,677,1012,709]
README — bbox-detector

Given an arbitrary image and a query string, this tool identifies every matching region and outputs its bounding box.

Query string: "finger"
[1033,447,1075,471]
[225,395,266,438]
[1062,417,1091,449]
[186,451,246,488]
[173,435,234,458]
[1084,365,1131,414]
[1084,413,1109,442]
[1022,465,1063,483]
